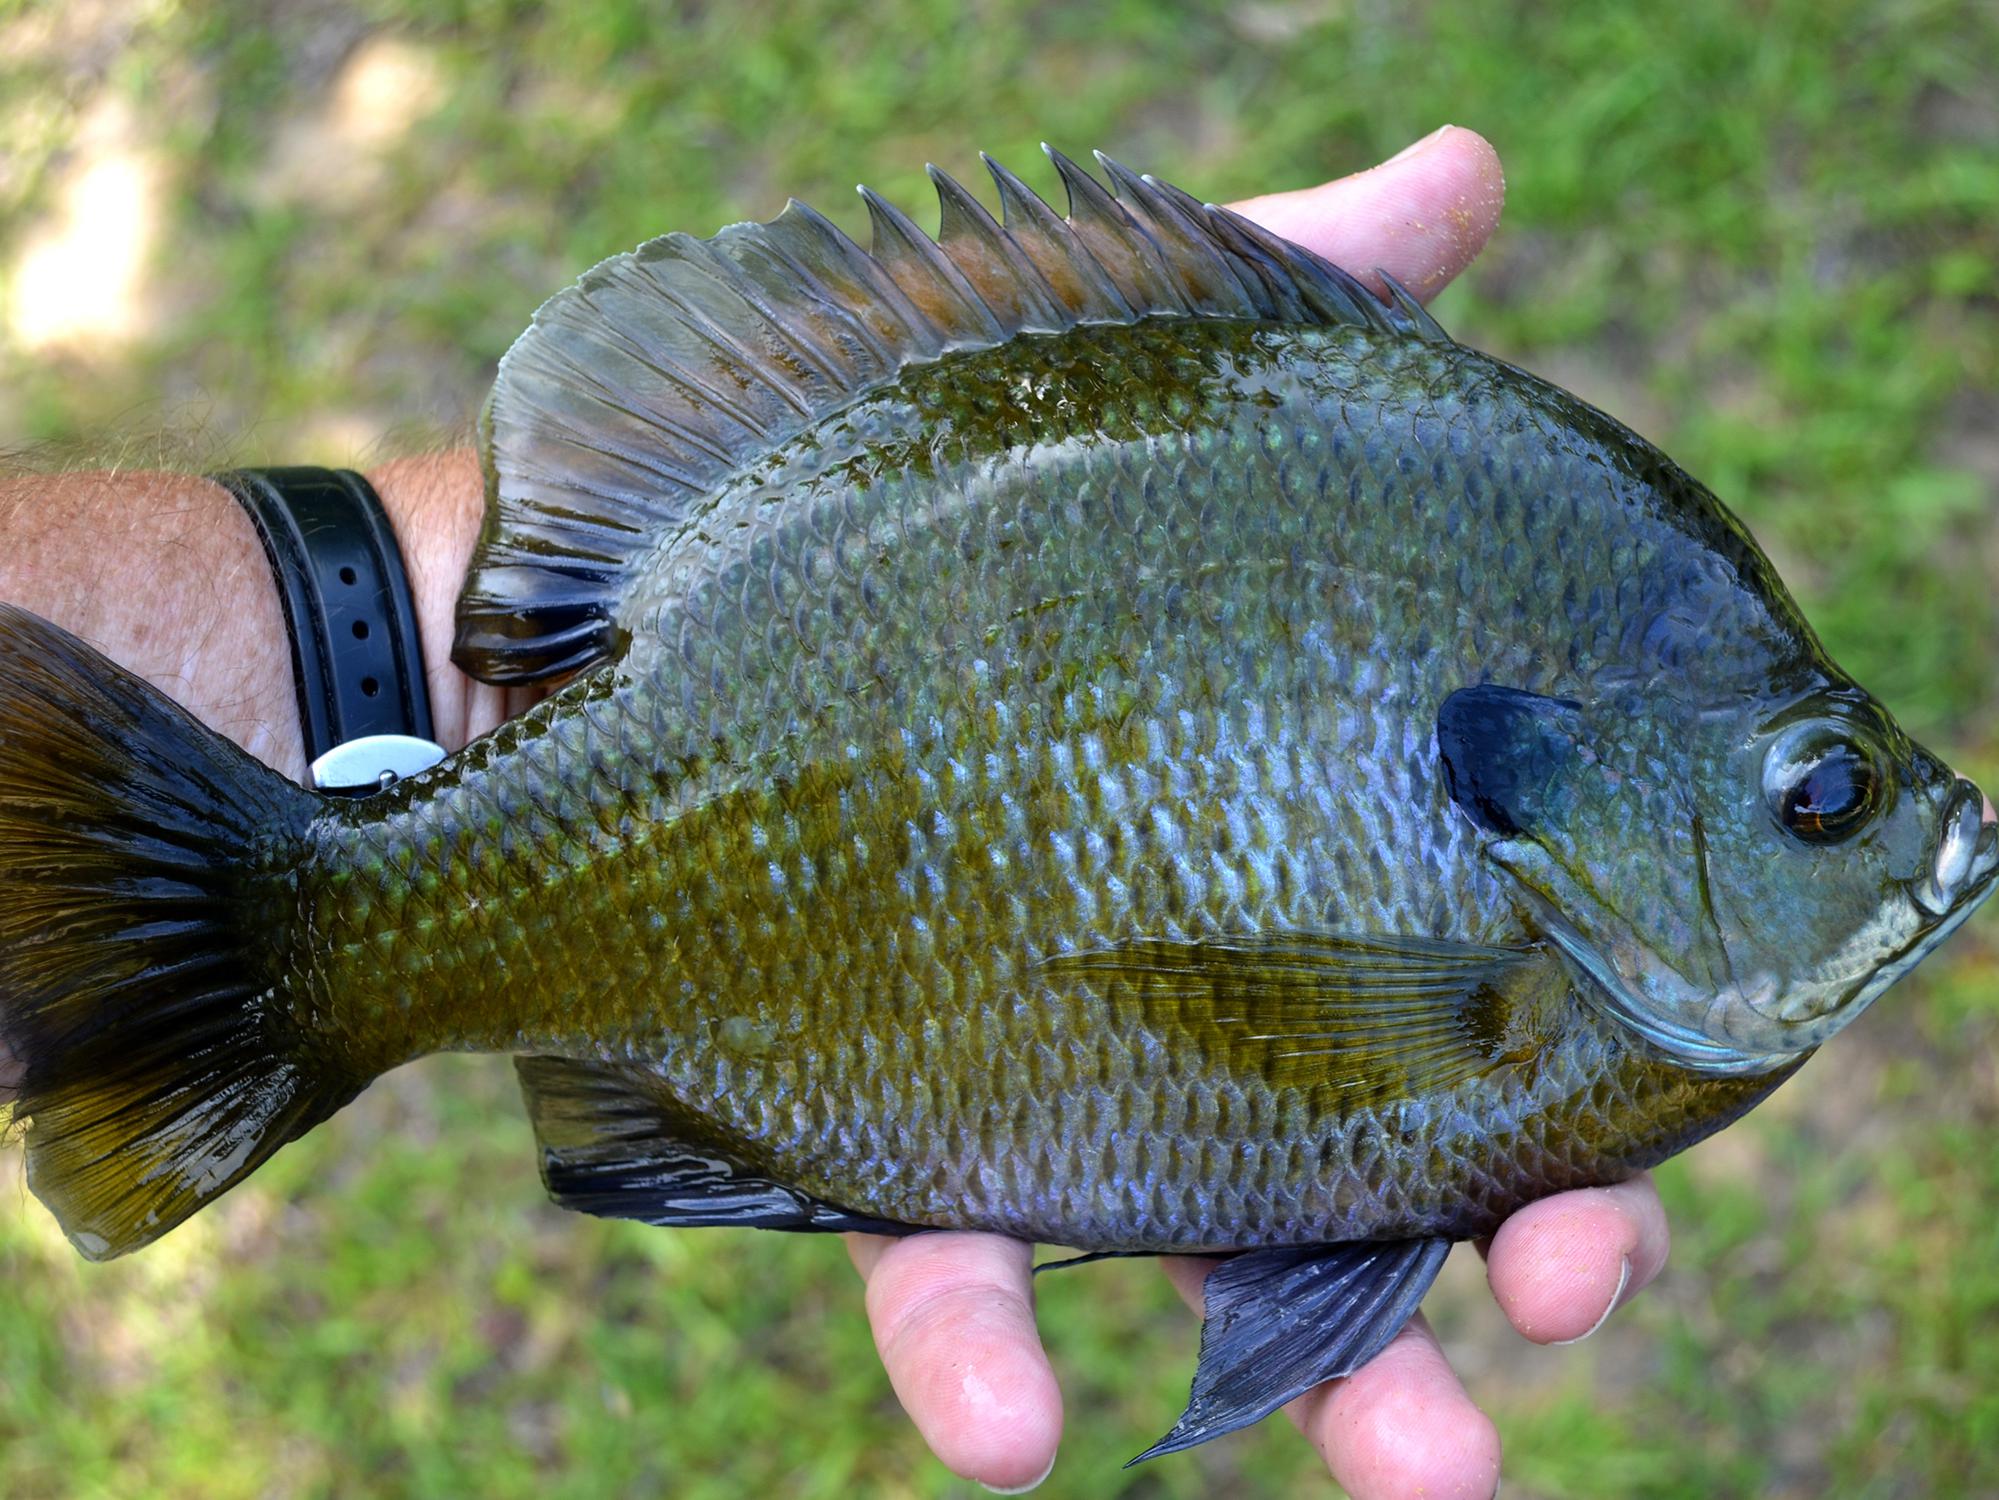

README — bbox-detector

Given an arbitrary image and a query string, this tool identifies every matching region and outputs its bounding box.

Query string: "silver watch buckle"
[310,732,447,794]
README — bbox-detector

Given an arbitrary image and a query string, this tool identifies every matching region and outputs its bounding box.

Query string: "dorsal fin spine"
[1044,145,1190,316]
[1376,270,1450,344]
[927,165,1069,334]
[462,150,1454,685]
[982,152,1132,321]
[860,185,1008,346]
[1096,154,1254,314]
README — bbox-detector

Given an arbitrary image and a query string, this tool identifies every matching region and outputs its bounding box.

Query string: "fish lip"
[1911,779,1998,918]
[1800,815,1999,1030]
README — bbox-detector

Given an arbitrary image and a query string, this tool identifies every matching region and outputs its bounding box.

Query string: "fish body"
[0,151,1992,1457]
[312,319,1791,1248]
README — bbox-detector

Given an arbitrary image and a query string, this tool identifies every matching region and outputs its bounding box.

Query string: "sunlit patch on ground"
[291,408,405,468]
[6,97,165,356]
[258,34,444,208]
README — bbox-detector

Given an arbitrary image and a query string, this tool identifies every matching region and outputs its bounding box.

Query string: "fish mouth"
[1765,783,1999,1041]
[1817,786,1999,1028]
[1911,780,1999,919]
[1830,830,1998,1025]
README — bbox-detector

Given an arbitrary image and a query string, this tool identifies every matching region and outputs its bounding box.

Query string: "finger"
[847,1231,1062,1492]
[1158,1259,1499,1498]
[1226,125,1506,302]
[1157,1251,1219,1313]
[1298,1314,1502,1500]
[1484,1175,1670,1344]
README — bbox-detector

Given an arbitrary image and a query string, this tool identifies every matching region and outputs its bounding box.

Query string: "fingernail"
[1552,1255,1630,1345]
[1382,124,1454,167]
[980,1453,1057,1495]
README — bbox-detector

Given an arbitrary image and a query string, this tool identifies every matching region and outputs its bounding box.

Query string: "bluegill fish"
[0,150,1992,1462]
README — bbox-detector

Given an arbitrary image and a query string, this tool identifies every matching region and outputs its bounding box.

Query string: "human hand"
[843,127,1668,1498]
[850,1173,1667,1498]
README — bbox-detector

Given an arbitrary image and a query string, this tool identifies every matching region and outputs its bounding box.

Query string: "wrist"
[364,450,539,754]
[0,454,526,784]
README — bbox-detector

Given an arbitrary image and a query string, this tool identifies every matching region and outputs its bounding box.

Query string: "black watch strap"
[213,466,438,783]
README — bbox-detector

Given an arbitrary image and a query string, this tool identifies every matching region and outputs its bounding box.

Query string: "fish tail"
[0,603,364,1259]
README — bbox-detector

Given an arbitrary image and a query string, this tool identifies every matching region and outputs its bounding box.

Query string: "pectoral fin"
[1041,931,1569,1102]
[516,1056,915,1236]
[1132,1237,1453,1463]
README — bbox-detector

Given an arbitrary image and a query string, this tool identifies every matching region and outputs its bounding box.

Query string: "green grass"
[0,0,1996,1495]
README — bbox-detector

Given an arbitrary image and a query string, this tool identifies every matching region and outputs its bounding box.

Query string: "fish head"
[1438,681,1998,1075]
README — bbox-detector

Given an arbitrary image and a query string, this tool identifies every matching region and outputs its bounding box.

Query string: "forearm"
[0,450,525,781]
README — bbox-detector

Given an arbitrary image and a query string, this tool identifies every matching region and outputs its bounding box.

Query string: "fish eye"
[1763,727,1884,845]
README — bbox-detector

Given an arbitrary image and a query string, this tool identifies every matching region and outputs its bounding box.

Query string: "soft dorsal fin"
[459,148,1452,684]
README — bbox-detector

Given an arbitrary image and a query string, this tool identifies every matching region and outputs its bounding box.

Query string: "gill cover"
[1437,683,1797,1074]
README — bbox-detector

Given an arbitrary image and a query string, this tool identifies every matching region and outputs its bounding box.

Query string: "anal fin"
[516,1056,915,1236]
[1131,1237,1452,1464]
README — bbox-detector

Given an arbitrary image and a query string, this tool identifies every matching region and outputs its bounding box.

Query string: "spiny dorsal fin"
[928,163,1071,333]
[461,150,1454,685]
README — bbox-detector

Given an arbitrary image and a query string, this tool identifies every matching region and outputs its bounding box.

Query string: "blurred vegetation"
[0,0,1996,1495]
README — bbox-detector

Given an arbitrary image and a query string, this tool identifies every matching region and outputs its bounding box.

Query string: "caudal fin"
[0,603,362,1258]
